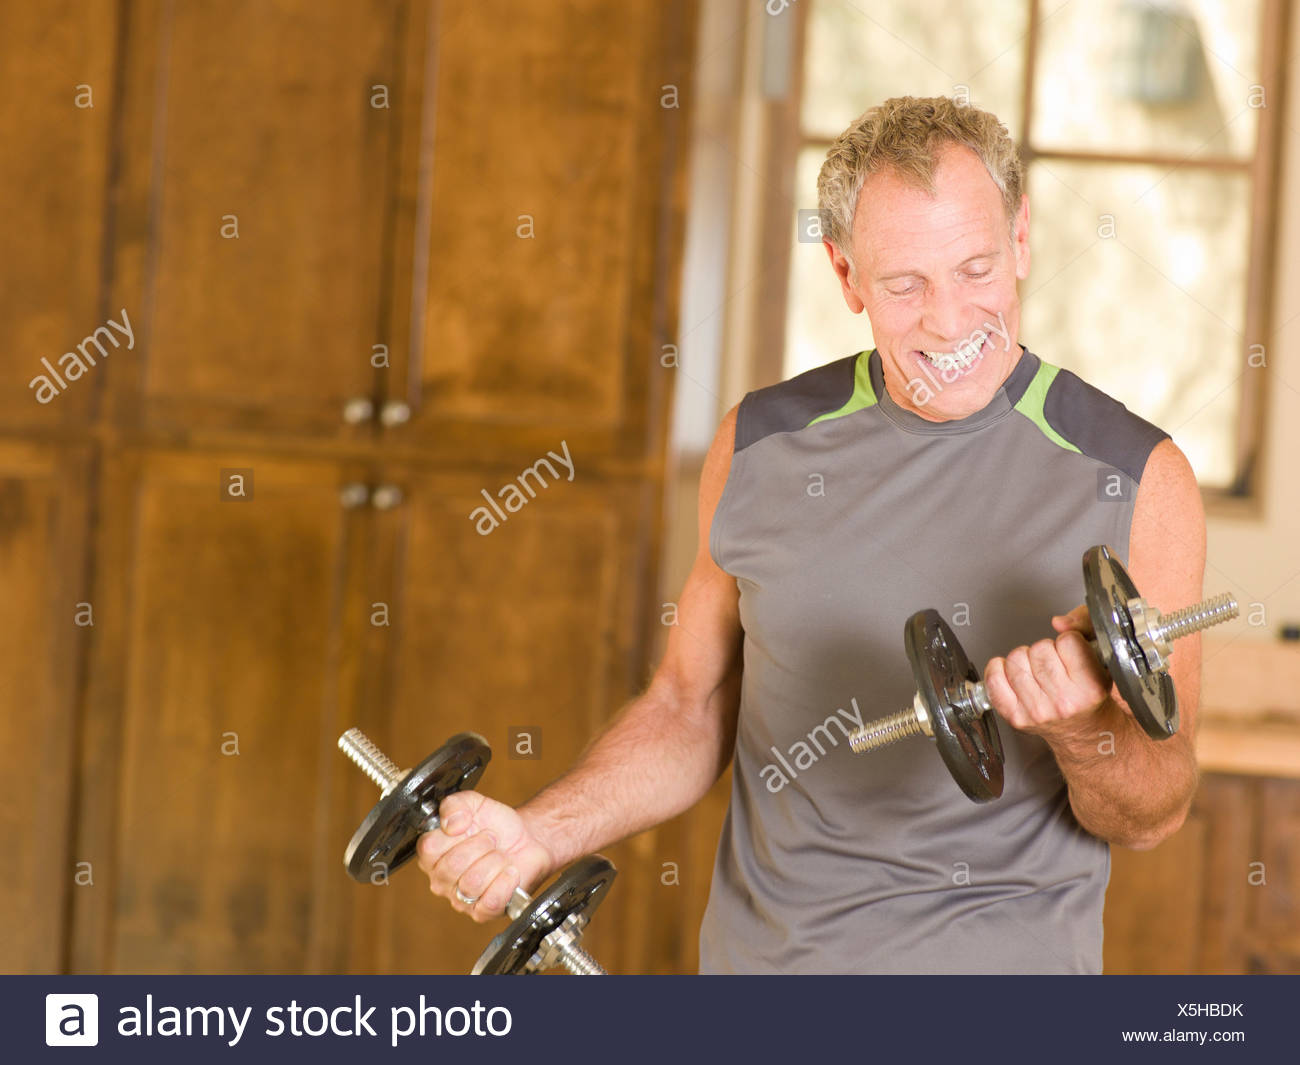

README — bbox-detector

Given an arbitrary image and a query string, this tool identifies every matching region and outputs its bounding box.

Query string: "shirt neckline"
[869,346,1038,435]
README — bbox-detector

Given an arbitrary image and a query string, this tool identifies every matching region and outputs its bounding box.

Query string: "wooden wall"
[0,0,699,975]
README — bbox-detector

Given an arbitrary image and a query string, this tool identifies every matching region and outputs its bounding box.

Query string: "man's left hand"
[983,605,1117,740]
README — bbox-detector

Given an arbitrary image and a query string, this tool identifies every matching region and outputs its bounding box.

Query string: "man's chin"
[884,350,1002,421]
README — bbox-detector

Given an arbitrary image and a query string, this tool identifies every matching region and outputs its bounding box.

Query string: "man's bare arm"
[985,439,1205,849]
[416,406,745,918]
[518,406,745,865]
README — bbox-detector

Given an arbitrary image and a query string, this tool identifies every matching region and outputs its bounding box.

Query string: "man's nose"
[920,282,971,346]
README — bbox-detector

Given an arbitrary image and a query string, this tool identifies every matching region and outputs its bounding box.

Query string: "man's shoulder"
[735,351,870,452]
[1015,352,1171,483]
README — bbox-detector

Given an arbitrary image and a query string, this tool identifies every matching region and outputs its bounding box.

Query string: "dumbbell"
[337,728,614,974]
[470,854,616,975]
[848,544,1239,802]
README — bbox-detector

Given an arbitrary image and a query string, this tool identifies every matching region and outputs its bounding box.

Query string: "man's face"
[826,143,1031,421]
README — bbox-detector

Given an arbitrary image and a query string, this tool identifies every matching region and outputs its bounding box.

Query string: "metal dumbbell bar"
[338,728,614,975]
[849,545,1239,803]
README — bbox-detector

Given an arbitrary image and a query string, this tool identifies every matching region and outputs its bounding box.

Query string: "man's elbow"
[1114,798,1194,851]
[1118,821,1181,852]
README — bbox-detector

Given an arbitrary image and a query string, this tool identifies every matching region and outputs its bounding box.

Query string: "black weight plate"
[344,732,490,882]
[1083,545,1178,740]
[471,855,616,975]
[905,609,1004,802]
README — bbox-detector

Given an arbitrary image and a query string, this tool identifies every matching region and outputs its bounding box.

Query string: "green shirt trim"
[1013,362,1081,454]
[805,350,877,428]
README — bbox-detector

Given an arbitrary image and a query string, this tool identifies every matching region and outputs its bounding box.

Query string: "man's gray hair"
[817,96,1024,268]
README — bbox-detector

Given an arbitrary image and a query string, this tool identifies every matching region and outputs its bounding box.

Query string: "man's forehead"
[857,147,1001,221]
[858,203,1003,273]
[855,157,1007,270]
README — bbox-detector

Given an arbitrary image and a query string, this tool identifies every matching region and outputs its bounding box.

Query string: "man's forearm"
[1046,697,1198,849]
[517,676,738,871]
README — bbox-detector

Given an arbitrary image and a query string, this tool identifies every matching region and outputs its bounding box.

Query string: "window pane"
[801,0,1029,142]
[785,147,876,378]
[1031,0,1262,158]
[1020,160,1250,486]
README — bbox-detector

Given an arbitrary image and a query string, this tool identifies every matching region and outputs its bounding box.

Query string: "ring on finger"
[454,885,481,906]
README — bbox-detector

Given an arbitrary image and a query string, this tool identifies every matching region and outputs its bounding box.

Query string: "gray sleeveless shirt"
[699,347,1170,974]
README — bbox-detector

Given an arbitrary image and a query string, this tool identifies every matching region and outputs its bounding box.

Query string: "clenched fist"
[416,791,555,922]
[983,605,1117,739]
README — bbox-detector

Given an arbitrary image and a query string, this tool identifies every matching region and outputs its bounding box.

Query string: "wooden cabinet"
[103,0,403,443]
[96,0,694,462]
[342,469,660,974]
[387,0,692,467]
[1104,773,1300,974]
[0,0,698,974]
[1251,780,1300,972]
[70,451,372,973]
[1105,642,1300,975]
[65,454,668,974]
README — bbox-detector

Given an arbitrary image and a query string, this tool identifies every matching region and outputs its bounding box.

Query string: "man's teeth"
[921,347,978,372]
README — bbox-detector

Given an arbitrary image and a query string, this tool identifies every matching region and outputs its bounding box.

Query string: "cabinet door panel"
[71,452,367,973]
[0,443,92,972]
[1249,779,1300,972]
[1104,775,1253,973]
[105,0,403,441]
[385,0,695,467]
[0,1,116,430]
[343,470,657,974]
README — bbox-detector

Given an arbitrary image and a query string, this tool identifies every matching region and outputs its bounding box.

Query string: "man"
[416,97,1205,974]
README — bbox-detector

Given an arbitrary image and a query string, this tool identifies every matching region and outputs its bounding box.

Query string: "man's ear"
[1013,194,1030,280]
[824,240,865,314]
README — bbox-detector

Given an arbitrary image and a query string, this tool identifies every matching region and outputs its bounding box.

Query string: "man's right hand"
[415,791,555,922]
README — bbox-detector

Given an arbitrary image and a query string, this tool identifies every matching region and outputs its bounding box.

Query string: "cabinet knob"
[339,483,370,509]
[342,396,375,424]
[379,401,411,427]
[371,484,404,510]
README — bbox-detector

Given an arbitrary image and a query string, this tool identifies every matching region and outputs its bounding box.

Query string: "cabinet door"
[1247,779,1300,973]
[70,451,372,973]
[0,1,116,431]
[341,468,663,974]
[380,0,697,468]
[102,0,406,442]
[1103,774,1253,974]
[0,443,92,972]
